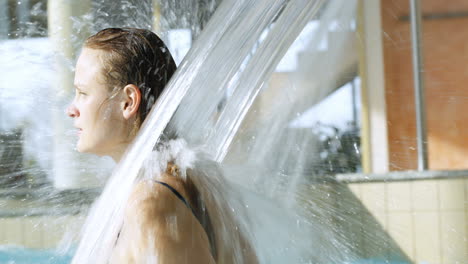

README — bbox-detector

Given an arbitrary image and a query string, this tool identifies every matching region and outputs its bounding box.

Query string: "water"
[0,246,72,264]
[1,0,411,263]
[0,246,408,264]
[73,0,408,263]
[73,0,327,261]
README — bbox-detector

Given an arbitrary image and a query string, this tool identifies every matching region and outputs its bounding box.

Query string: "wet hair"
[84,27,177,124]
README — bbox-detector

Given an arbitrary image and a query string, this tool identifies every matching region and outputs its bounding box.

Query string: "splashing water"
[74,0,407,263]
[0,0,411,263]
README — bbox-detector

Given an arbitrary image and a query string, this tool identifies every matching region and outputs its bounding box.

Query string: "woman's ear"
[122,84,141,120]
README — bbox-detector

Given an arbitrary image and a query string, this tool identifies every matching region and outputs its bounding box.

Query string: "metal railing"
[409,0,428,171]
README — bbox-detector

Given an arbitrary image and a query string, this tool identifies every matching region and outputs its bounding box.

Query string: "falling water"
[73,0,408,263]
[0,0,412,263]
[73,0,333,262]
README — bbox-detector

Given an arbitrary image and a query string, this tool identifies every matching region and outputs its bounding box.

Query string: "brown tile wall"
[381,0,468,170]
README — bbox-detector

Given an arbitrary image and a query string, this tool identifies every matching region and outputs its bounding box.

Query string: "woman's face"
[67,48,129,158]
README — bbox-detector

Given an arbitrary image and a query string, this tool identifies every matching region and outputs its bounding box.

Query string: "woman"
[67,28,257,263]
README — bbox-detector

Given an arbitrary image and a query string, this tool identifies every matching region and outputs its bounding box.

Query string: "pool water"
[0,246,410,264]
[0,246,73,264]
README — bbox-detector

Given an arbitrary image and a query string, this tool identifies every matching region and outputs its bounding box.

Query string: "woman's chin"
[76,141,91,154]
[76,145,86,153]
[76,143,110,158]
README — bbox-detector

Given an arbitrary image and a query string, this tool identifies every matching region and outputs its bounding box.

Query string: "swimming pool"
[0,246,72,264]
[0,246,410,264]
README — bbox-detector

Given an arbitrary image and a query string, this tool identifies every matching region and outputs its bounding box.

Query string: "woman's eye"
[76,90,86,96]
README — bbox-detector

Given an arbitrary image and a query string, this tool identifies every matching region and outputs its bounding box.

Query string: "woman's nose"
[66,103,80,118]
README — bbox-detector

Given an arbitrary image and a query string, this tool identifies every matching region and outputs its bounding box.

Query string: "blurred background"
[0,0,466,263]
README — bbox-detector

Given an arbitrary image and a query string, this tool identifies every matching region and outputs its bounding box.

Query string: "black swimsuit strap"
[154,180,193,212]
[114,180,217,260]
[154,180,217,259]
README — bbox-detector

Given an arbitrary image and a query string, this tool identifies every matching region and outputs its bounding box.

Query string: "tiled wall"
[0,215,84,249]
[349,178,467,263]
[0,178,465,264]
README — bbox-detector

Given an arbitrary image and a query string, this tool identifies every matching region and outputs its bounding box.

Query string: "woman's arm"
[124,178,216,264]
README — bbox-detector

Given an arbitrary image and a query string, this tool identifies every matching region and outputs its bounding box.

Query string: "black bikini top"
[153,180,218,260]
[115,180,217,259]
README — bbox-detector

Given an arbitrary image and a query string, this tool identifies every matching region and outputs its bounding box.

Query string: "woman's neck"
[109,141,132,163]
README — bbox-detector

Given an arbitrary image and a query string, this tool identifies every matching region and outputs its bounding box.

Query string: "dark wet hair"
[84,27,177,124]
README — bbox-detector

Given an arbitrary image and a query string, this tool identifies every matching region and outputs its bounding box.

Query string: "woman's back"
[108,175,214,264]
[109,157,258,263]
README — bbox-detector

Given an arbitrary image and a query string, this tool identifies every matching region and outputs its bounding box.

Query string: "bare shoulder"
[125,175,190,222]
[121,175,215,263]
